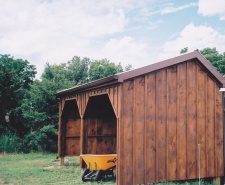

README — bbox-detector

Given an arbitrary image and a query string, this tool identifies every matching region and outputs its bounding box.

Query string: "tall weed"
[22,125,57,153]
[0,131,20,153]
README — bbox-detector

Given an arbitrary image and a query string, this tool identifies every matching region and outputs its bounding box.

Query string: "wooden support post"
[223,92,225,185]
[80,117,84,168]
[60,157,64,166]
[213,177,221,185]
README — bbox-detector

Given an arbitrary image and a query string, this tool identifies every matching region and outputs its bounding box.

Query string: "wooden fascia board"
[55,50,225,98]
[55,75,120,97]
[116,50,225,87]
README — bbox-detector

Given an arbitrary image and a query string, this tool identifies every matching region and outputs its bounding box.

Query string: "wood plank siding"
[56,51,224,185]
[58,86,120,158]
[118,60,224,184]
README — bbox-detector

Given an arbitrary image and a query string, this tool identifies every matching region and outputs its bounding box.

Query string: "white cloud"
[159,23,225,60]
[198,0,225,20]
[1,0,224,80]
[0,0,130,78]
[160,3,197,15]
[147,2,197,16]
[102,36,151,68]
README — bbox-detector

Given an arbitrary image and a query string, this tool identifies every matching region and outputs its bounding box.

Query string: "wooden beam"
[60,157,64,166]
[213,177,221,185]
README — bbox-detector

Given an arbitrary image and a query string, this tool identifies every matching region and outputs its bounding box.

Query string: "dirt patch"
[43,166,55,170]
[0,178,14,185]
[47,181,67,184]
[43,165,62,170]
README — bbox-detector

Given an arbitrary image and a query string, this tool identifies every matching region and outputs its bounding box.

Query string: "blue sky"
[0,0,225,78]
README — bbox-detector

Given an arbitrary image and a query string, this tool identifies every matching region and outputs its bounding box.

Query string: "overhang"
[55,50,225,97]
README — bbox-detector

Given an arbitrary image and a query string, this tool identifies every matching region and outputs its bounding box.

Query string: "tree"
[217,54,225,75]
[180,47,188,54]
[89,59,123,81]
[125,64,133,71]
[0,54,36,134]
[0,53,132,152]
[200,47,225,75]
[66,56,90,85]
[21,63,75,152]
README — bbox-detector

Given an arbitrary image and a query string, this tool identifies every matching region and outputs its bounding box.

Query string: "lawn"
[0,153,115,185]
[0,153,220,185]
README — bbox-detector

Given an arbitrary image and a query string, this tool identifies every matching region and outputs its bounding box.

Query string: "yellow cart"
[80,154,117,182]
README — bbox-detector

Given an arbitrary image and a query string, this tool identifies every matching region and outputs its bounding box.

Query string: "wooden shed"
[55,50,225,184]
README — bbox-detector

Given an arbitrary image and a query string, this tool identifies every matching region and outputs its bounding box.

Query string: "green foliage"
[89,59,123,81]
[180,47,188,54]
[20,57,125,152]
[22,125,58,152]
[0,130,20,153]
[0,53,131,153]
[200,47,225,75]
[66,56,90,84]
[125,64,133,71]
[0,54,36,135]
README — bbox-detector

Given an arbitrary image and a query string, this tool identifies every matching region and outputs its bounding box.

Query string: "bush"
[22,125,58,153]
[0,131,20,153]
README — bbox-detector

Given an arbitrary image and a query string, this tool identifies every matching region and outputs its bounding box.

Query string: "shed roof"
[55,50,225,97]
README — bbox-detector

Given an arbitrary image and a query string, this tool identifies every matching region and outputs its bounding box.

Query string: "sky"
[0,0,225,78]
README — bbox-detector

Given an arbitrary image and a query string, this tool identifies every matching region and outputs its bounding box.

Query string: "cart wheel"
[82,169,90,182]
[94,170,102,181]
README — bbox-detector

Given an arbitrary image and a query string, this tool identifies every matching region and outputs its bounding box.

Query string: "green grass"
[0,153,219,185]
[0,153,115,185]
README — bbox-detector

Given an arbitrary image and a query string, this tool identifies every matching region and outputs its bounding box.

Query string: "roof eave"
[55,74,120,97]
[55,50,225,98]
[116,50,225,87]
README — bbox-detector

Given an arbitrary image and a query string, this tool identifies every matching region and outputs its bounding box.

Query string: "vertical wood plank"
[83,93,86,115]
[113,86,118,115]
[80,117,84,167]
[97,119,103,154]
[105,87,109,94]
[156,69,167,182]
[177,63,187,180]
[83,117,88,154]
[167,66,177,181]
[85,92,89,113]
[145,73,156,183]
[215,86,223,176]
[133,76,145,184]
[197,66,207,177]
[187,61,197,179]
[65,138,80,155]
[119,80,134,185]
[117,84,122,185]
[58,99,62,157]
[206,77,215,177]
[61,118,66,157]
[61,98,65,116]
[79,94,82,116]
[66,119,80,136]
[87,118,98,154]
[110,87,114,105]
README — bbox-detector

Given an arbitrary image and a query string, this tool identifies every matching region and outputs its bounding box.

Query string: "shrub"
[22,125,58,153]
[0,131,20,153]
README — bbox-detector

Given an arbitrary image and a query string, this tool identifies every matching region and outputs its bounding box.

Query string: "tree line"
[0,47,224,153]
[0,56,131,153]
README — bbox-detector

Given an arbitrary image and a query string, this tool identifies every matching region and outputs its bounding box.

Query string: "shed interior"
[83,94,117,154]
[61,99,81,156]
